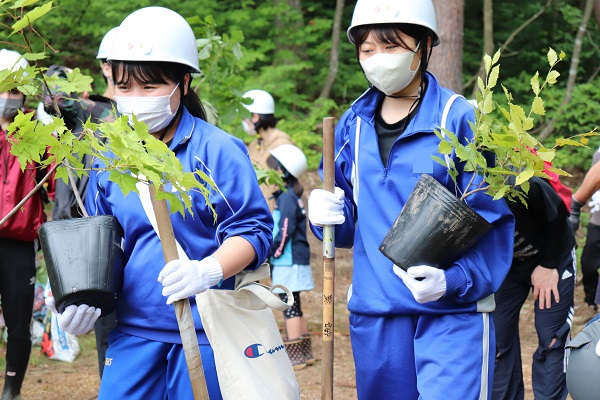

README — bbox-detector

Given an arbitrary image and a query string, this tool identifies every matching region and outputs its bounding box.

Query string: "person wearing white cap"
[43,7,273,400]
[266,144,314,370]
[306,0,514,398]
[0,48,55,400]
[240,89,294,210]
[91,26,120,381]
[95,26,119,99]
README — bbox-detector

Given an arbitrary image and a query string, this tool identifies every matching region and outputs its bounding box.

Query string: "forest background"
[2,0,599,172]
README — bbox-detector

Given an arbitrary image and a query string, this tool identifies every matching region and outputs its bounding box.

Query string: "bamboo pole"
[321,117,336,400]
[149,185,209,400]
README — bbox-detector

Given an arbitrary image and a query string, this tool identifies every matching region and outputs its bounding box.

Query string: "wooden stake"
[149,185,209,400]
[321,117,336,400]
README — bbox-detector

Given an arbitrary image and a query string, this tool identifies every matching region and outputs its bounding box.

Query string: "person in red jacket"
[0,48,54,400]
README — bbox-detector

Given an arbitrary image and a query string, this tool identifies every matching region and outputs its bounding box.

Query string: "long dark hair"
[111,60,206,121]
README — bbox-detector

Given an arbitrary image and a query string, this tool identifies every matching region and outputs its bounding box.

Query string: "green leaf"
[482,93,494,114]
[554,138,590,147]
[522,117,534,131]
[488,65,499,89]
[12,0,42,7]
[198,44,212,60]
[484,54,492,74]
[45,68,93,95]
[547,48,558,66]
[493,185,508,200]
[546,70,560,85]
[22,52,46,61]
[438,140,453,154]
[54,165,69,183]
[11,1,53,34]
[531,97,545,116]
[108,171,139,197]
[515,169,534,185]
[559,51,566,61]
[536,149,555,162]
[431,156,447,168]
[530,72,540,96]
[492,48,501,65]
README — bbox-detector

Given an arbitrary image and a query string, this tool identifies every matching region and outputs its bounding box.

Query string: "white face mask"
[114,84,180,133]
[241,118,257,135]
[0,97,24,119]
[359,44,421,96]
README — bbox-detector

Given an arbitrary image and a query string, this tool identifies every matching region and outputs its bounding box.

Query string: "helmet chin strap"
[157,102,182,142]
[387,85,422,99]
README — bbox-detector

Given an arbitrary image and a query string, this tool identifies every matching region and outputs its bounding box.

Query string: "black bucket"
[379,174,492,271]
[38,215,124,316]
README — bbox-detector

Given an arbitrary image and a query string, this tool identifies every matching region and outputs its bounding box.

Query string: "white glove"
[158,256,223,305]
[308,187,345,226]
[589,191,600,213]
[45,297,101,335]
[393,265,446,304]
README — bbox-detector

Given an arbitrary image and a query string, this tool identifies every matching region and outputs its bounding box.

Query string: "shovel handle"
[149,186,209,400]
[321,117,336,400]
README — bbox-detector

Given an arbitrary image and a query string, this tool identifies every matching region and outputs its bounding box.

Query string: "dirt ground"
[0,170,590,399]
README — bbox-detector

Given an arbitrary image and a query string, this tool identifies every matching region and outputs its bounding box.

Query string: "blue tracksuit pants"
[350,311,495,399]
[98,330,222,400]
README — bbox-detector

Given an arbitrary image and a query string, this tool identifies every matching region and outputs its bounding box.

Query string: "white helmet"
[96,27,120,60]
[347,0,439,46]
[566,316,600,400]
[270,144,307,179]
[0,49,29,72]
[109,7,200,73]
[241,90,275,114]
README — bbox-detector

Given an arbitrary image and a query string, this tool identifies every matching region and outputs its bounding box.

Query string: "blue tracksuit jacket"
[311,72,515,316]
[86,107,273,344]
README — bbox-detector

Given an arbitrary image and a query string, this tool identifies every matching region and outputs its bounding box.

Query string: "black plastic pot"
[379,174,492,271]
[38,215,124,316]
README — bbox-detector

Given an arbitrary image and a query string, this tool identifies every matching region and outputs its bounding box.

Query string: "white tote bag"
[196,265,301,400]
[137,180,300,399]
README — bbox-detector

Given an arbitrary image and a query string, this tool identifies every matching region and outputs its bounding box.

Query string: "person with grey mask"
[306,1,514,399]
[0,48,56,400]
[0,92,23,120]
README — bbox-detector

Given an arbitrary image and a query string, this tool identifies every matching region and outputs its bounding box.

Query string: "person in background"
[493,176,575,400]
[570,148,600,324]
[95,27,118,100]
[241,89,294,211]
[42,64,115,220]
[0,48,55,400]
[90,26,119,379]
[306,0,514,398]
[266,144,314,370]
[44,7,273,399]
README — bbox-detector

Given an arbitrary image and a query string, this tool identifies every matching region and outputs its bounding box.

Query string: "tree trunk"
[429,0,465,93]
[469,0,494,98]
[594,0,600,27]
[539,0,594,140]
[319,0,345,99]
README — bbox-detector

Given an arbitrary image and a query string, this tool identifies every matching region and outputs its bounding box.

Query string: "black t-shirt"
[374,99,421,168]
[508,176,575,282]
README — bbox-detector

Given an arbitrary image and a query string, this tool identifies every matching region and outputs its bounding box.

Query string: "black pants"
[0,238,37,391]
[492,250,575,400]
[580,223,600,306]
[94,311,117,378]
